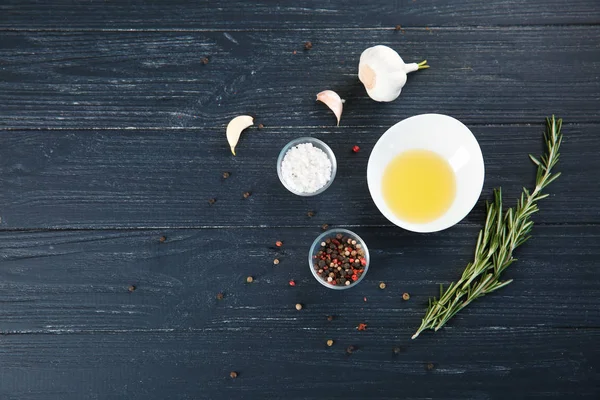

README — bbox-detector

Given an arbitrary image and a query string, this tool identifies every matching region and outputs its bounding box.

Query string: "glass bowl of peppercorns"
[309,228,370,290]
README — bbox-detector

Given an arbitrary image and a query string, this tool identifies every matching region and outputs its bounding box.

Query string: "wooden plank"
[0,327,598,399]
[0,226,598,333]
[0,28,599,129]
[1,0,599,29]
[0,124,595,229]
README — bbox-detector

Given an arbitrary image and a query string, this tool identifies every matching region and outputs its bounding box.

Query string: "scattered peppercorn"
[258,123,264,129]
[288,279,296,287]
[273,258,280,265]
[346,345,356,354]
[230,371,238,378]
[216,292,224,300]
[402,292,410,301]
[393,346,402,355]
[307,210,315,218]
[159,235,166,243]
[304,41,313,50]
[426,363,435,371]
[395,25,402,31]
[246,276,253,283]
[379,282,386,289]
[295,303,303,311]
[208,198,216,205]
[326,339,334,347]
[363,297,367,302]
[201,57,209,65]
[275,240,283,247]
[292,50,297,55]
[352,145,360,153]
[321,223,329,231]
[326,315,334,322]
[243,191,251,199]
[357,323,367,331]
[128,285,136,292]
[222,171,230,179]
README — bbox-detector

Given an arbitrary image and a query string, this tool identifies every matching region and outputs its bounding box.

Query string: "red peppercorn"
[360,258,367,266]
[352,145,360,153]
[352,274,358,281]
[289,280,296,286]
[275,241,283,247]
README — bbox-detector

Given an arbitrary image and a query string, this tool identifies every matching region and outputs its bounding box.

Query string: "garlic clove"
[358,45,428,102]
[316,90,344,126]
[226,115,254,155]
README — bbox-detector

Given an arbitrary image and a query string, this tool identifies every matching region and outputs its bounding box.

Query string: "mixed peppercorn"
[313,233,367,287]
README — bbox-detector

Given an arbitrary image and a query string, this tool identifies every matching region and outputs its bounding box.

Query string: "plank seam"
[0,122,598,132]
[1,24,600,32]
[2,325,600,336]
[0,222,598,233]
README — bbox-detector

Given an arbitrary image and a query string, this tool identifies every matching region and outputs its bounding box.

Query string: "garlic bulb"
[358,45,428,102]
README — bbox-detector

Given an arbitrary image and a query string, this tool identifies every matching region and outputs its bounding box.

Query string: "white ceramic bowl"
[367,114,485,233]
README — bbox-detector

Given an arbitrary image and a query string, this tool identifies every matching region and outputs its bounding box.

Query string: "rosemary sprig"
[412,116,563,339]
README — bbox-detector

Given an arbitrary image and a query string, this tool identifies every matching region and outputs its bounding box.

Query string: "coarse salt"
[281,143,332,194]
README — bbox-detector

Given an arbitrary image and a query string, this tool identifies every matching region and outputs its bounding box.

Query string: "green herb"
[412,116,563,339]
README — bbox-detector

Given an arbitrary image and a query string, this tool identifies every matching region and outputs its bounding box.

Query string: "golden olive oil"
[382,149,456,224]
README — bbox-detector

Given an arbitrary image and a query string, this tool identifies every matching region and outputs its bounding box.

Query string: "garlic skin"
[316,90,344,126]
[226,115,254,155]
[358,45,428,102]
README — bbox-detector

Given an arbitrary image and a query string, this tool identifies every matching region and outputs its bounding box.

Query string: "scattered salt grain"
[281,143,332,194]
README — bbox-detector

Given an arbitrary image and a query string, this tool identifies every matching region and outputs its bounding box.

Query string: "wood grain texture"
[0,227,598,332]
[0,124,595,229]
[0,27,599,129]
[1,0,599,29]
[1,1,599,399]
[1,327,598,400]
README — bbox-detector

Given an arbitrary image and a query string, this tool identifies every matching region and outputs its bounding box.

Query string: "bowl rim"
[277,137,337,196]
[367,113,485,233]
[308,228,370,290]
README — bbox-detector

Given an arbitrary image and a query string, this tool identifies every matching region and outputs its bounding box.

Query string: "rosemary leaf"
[412,116,563,340]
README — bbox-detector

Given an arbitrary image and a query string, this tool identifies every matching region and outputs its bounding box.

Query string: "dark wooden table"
[1,1,599,399]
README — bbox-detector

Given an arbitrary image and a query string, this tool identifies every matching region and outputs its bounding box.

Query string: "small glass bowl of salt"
[277,137,337,196]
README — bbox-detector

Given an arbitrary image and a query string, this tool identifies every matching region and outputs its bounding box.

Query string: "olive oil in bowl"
[382,149,456,224]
